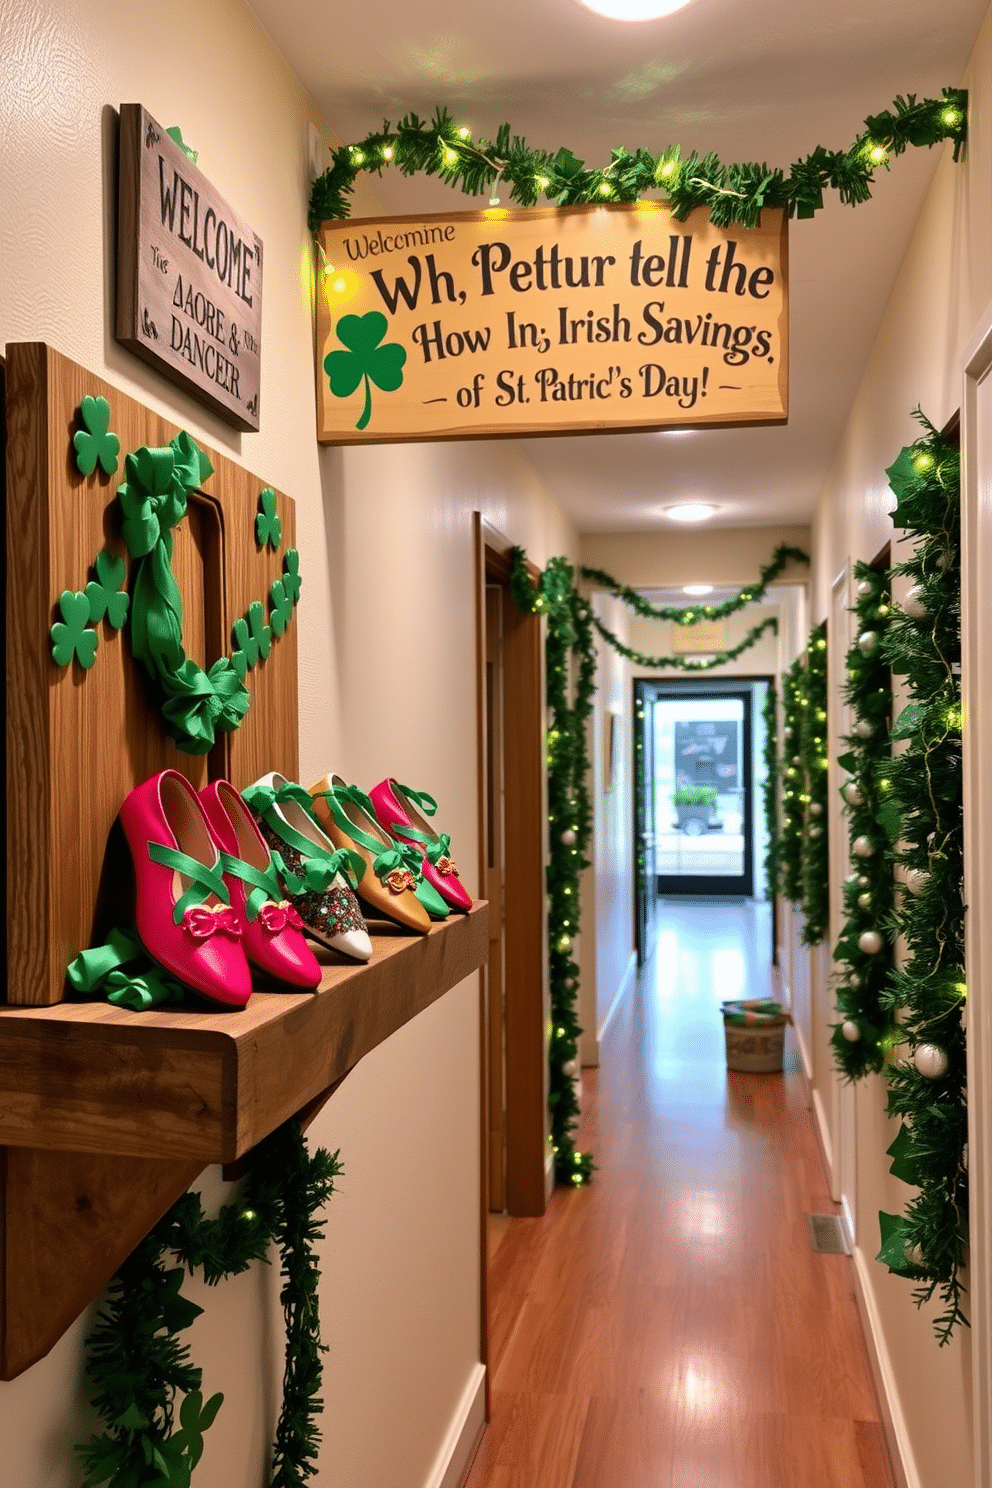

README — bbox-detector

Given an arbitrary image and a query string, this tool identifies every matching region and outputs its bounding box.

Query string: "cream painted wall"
[0,3,576,1485]
[807,12,992,1488]
[582,523,811,588]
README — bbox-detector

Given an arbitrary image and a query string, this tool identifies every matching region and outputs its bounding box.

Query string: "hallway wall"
[805,11,992,1488]
[0,3,575,1485]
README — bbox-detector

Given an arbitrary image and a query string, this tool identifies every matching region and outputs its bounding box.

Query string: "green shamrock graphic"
[85,549,130,629]
[269,577,293,637]
[256,487,282,549]
[282,548,302,605]
[51,590,99,669]
[232,601,272,679]
[73,395,120,477]
[324,312,407,431]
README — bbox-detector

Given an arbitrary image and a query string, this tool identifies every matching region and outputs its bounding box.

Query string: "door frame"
[635,677,768,902]
[475,515,549,1220]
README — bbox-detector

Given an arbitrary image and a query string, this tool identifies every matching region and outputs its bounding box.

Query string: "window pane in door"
[653,697,745,879]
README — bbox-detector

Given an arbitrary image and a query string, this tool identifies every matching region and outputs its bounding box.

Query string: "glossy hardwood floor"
[466,899,895,1488]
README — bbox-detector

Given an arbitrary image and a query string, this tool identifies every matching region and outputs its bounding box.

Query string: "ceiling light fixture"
[683,584,714,595]
[576,0,695,19]
[665,503,718,523]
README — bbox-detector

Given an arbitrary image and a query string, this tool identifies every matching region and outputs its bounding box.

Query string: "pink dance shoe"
[119,770,253,1009]
[368,779,473,913]
[199,780,323,990]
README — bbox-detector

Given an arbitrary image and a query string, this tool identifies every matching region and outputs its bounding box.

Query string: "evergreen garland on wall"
[308,93,966,233]
[510,551,595,1184]
[800,623,830,945]
[778,658,807,904]
[874,419,967,1344]
[77,1121,340,1487]
[832,562,895,1077]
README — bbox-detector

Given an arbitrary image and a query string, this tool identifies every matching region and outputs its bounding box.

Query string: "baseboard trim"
[811,1085,834,1186]
[597,951,637,1046]
[851,1247,918,1488]
[423,1362,488,1488]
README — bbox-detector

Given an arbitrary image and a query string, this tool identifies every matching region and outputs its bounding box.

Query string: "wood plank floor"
[466,899,895,1488]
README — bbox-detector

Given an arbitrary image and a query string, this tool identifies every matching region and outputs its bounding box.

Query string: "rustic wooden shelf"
[0,904,488,1165]
[0,907,488,1378]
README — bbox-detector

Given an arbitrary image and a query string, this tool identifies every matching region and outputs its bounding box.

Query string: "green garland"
[308,93,966,233]
[761,681,779,894]
[581,545,808,626]
[509,550,595,1185]
[589,611,778,672]
[778,658,806,903]
[832,562,895,1078]
[77,1120,340,1486]
[800,623,829,945]
[874,418,967,1344]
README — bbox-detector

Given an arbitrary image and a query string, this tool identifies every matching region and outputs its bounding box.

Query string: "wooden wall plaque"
[315,201,788,444]
[116,104,263,431]
[4,342,296,1006]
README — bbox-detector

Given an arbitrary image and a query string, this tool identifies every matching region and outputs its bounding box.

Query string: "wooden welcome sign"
[117,104,263,431]
[315,201,787,444]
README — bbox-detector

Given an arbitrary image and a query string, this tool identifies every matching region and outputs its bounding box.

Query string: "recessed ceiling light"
[665,503,718,523]
[683,584,714,595]
[576,0,695,19]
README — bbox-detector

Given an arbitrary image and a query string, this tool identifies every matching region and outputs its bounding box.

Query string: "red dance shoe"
[368,779,473,912]
[199,780,323,990]
[119,770,253,1009]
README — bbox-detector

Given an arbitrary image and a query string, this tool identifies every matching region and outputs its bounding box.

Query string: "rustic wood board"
[5,342,298,1006]
[116,105,263,431]
[0,903,488,1163]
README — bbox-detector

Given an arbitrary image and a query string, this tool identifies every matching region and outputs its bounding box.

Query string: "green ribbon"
[119,433,250,755]
[396,782,438,817]
[219,852,283,922]
[66,927,187,1011]
[315,783,424,886]
[242,780,318,821]
[148,842,231,924]
[273,846,364,894]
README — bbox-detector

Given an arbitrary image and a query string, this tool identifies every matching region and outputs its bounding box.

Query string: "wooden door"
[485,584,507,1211]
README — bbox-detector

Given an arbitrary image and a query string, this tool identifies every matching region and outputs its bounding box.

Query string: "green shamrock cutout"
[85,549,130,629]
[166,125,198,164]
[73,395,120,477]
[232,601,272,673]
[269,577,293,637]
[324,312,407,431]
[51,591,99,669]
[282,548,302,605]
[256,487,282,549]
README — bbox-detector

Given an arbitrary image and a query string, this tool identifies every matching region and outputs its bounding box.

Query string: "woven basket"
[721,999,789,1073]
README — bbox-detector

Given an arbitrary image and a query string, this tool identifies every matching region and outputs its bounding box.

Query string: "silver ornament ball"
[858,630,879,655]
[808,824,822,838]
[810,802,823,816]
[792,755,802,768]
[852,835,875,858]
[858,875,870,886]
[857,892,871,910]
[855,719,875,739]
[562,1058,578,1077]
[904,1241,925,1268]
[902,584,928,619]
[858,929,884,955]
[904,868,929,897]
[914,1043,949,1080]
[843,781,864,806]
[841,1019,862,1043]
[856,579,875,599]
[560,828,577,847]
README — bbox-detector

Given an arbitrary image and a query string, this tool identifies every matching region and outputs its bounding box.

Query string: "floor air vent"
[807,1214,849,1255]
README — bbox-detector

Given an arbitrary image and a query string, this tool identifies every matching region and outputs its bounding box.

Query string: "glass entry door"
[653,690,753,896]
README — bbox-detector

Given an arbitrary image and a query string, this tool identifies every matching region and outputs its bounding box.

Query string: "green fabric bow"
[371,842,423,883]
[243,779,319,820]
[119,432,250,755]
[66,927,187,1011]
[274,847,364,894]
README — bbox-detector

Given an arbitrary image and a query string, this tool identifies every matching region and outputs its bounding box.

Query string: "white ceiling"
[251,0,986,532]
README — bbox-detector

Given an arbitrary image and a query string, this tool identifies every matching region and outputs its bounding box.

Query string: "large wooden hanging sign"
[315,201,787,444]
[116,104,263,431]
